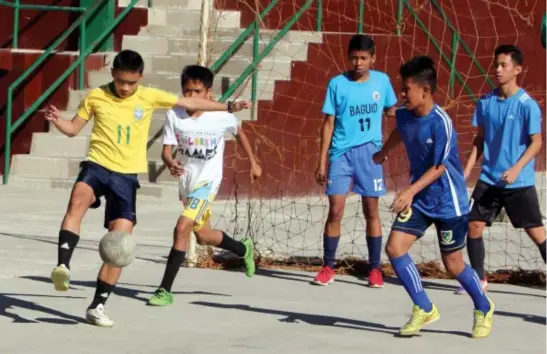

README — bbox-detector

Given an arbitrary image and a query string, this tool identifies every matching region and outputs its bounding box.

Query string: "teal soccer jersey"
[322,70,397,162]
[472,88,542,188]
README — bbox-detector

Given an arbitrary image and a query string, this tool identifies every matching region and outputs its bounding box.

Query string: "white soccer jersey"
[162,107,239,200]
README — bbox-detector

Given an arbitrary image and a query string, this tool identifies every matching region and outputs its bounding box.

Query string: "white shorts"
[178,166,221,231]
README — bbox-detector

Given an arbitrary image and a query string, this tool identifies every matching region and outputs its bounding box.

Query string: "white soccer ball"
[99,230,136,268]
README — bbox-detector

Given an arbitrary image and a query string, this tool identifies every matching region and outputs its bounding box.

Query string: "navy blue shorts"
[326,143,386,197]
[391,207,468,253]
[76,161,140,229]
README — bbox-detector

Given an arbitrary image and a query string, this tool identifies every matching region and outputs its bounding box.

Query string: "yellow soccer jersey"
[77,85,178,173]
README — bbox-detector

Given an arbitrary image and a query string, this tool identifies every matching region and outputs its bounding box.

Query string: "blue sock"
[456,264,491,314]
[391,254,433,312]
[366,235,382,270]
[323,235,340,269]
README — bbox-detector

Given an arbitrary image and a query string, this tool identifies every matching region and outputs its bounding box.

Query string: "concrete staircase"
[7,0,322,198]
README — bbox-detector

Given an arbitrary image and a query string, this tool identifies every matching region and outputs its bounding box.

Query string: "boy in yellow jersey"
[147,65,262,306]
[43,50,251,327]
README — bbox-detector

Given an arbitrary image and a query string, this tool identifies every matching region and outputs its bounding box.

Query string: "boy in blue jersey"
[455,45,546,295]
[314,34,397,287]
[373,56,494,338]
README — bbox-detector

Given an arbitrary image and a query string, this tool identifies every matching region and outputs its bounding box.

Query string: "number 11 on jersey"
[359,117,371,132]
[117,125,131,144]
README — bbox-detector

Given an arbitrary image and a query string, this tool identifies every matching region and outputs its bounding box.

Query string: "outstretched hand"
[232,100,253,112]
[44,105,60,122]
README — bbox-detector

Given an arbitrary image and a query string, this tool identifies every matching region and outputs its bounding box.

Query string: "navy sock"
[391,254,432,312]
[323,235,340,269]
[467,237,486,279]
[456,264,491,314]
[366,235,382,270]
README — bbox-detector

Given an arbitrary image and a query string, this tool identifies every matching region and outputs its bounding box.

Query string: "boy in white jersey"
[148,65,262,306]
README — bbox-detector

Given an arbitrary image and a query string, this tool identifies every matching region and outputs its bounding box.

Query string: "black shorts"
[76,161,140,229]
[469,180,544,229]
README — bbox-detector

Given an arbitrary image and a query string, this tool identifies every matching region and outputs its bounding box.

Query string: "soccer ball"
[99,230,136,268]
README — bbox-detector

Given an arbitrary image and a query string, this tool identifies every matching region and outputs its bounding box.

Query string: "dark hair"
[348,34,375,55]
[399,55,437,94]
[494,44,523,66]
[112,50,144,74]
[180,65,214,89]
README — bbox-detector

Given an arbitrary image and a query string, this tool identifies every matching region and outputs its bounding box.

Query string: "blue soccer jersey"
[472,88,542,188]
[396,105,470,219]
[322,70,397,161]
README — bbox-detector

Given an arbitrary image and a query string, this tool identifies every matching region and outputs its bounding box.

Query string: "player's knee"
[66,197,91,220]
[327,206,344,223]
[468,221,485,238]
[174,218,193,241]
[441,250,465,276]
[385,241,401,259]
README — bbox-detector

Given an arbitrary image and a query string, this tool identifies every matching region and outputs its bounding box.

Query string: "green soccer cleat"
[148,288,174,306]
[241,238,255,278]
[399,304,440,336]
[472,298,495,339]
[51,264,70,292]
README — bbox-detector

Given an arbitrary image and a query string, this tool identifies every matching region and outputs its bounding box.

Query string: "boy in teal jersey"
[455,45,546,295]
[314,34,397,287]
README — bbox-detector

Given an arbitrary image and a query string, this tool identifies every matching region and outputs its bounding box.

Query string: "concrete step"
[10,154,188,184]
[140,26,324,44]
[6,175,178,199]
[32,133,168,160]
[147,8,240,28]
[65,90,255,122]
[88,71,278,101]
[118,0,202,9]
[122,35,310,61]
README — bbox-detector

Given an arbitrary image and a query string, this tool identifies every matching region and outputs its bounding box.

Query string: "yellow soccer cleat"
[399,304,440,336]
[472,298,495,339]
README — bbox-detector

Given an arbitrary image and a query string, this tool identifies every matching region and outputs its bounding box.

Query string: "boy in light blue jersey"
[314,34,397,287]
[373,56,494,338]
[455,45,546,295]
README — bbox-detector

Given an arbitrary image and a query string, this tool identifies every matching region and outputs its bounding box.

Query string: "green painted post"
[396,0,403,36]
[316,0,322,32]
[358,0,364,33]
[79,0,114,52]
[12,0,19,48]
[79,22,86,90]
[251,22,259,118]
[3,91,12,184]
[449,32,458,99]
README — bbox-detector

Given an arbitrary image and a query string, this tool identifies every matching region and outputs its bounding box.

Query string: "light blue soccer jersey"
[322,70,397,161]
[472,88,542,188]
[396,105,470,219]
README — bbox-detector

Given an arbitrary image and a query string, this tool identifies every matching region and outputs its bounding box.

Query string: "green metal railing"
[210,0,367,110]
[0,0,86,49]
[3,0,141,184]
[398,0,495,100]
[212,0,492,114]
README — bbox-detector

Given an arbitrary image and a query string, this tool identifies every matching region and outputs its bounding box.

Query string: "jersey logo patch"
[440,230,455,245]
[372,91,381,102]
[426,138,433,144]
[134,106,144,120]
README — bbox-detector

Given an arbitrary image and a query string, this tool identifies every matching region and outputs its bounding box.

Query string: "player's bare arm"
[392,164,446,214]
[373,128,401,164]
[234,129,262,181]
[463,126,484,180]
[384,106,397,117]
[161,144,184,177]
[175,97,252,113]
[502,133,542,184]
[316,114,334,185]
[44,105,88,137]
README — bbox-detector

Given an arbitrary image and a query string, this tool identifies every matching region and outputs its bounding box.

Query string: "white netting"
[199,0,545,278]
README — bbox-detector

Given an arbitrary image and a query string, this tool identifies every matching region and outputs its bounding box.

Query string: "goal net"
[200,0,546,282]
